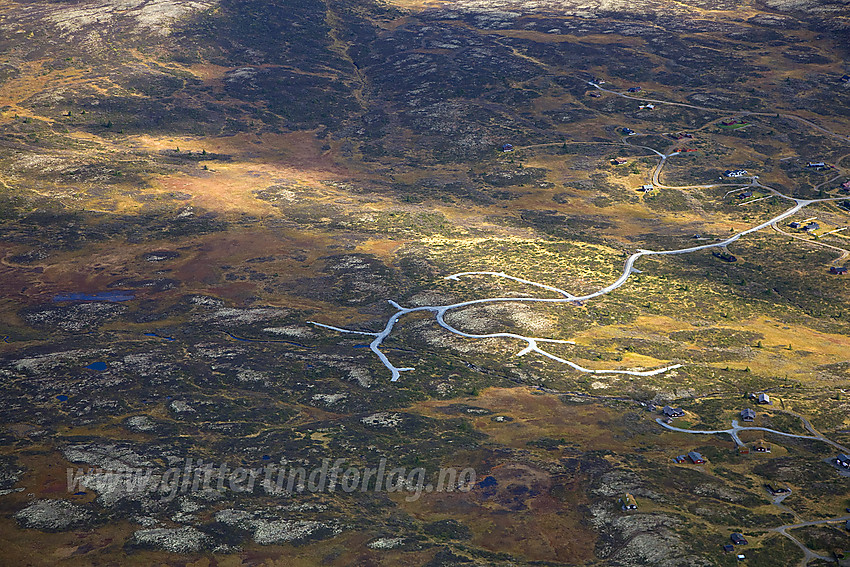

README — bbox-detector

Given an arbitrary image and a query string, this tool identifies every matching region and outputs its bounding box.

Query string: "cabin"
[836,454,850,468]
[662,406,685,418]
[501,144,514,152]
[767,484,790,494]
[753,440,771,453]
[622,127,635,135]
[713,251,737,262]
[620,493,638,510]
[831,266,848,275]
[725,169,749,177]
[842,75,850,83]
[730,533,748,545]
[723,544,734,553]
[589,92,602,97]
[612,157,629,165]
[807,162,826,168]
[789,221,802,229]
[627,86,642,92]
[757,393,771,405]
[804,222,820,232]
[688,451,706,464]
[737,191,753,199]
[741,408,755,422]
[640,184,654,192]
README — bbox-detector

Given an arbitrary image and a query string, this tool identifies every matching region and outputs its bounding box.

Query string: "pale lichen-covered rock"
[128,526,213,553]
[214,509,341,545]
[367,537,405,549]
[16,499,93,531]
[62,442,152,470]
[360,412,402,428]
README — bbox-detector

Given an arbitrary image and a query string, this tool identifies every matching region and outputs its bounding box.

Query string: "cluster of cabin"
[788,220,820,232]
[674,451,706,464]
[713,250,737,263]
[724,169,749,178]
[723,533,749,560]
[661,405,684,422]
[749,392,771,405]
[806,161,831,170]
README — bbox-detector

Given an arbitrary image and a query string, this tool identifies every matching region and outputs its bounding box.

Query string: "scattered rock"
[128,526,213,553]
[16,499,94,532]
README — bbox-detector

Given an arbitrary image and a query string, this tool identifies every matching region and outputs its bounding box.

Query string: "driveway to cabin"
[655,418,839,449]
[771,515,850,566]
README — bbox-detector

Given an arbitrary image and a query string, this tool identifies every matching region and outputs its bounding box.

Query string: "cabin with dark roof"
[753,440,771,453]
[804,222,820,232]
[501,143,514,152]
[627,86,642,92]
[731,533,748,545]
[620,493,638,510]
[757,393,771,405]
[837,454,850,468]
[830,266,847,275]
[662,406,685,418]
[688,451,706,464]
[741,408,755,422]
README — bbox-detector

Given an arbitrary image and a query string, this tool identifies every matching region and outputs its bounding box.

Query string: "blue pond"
[56,395,69,402]
[85,361,108,371]
[144,333,175,342]
[53,291,135,302]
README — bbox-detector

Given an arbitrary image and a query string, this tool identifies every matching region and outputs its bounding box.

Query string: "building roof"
[741,408,756,419]
[662,405,684,417]
[688,451,705,463]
